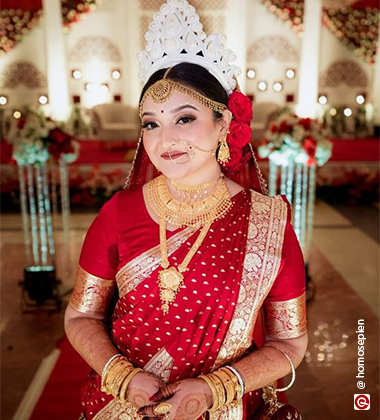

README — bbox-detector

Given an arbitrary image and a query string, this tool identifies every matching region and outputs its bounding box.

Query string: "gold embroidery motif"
[144,347,174,382]
[116,228,194,299]
[214,191,288,368]
[264,292,307,339]
[92,399,140,420]
[70,266,116,317]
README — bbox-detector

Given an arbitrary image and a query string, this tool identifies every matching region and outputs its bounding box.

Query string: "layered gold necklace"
[146,174,232,314]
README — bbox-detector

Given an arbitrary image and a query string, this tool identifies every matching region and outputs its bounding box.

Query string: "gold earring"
[217,131,230,165]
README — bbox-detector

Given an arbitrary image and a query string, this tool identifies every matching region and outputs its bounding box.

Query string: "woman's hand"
[127,372,166,410]
[137,378,213,420]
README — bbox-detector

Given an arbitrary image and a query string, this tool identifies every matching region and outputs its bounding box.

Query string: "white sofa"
[92,104,140,141]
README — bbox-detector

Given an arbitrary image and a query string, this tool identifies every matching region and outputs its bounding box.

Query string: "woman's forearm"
[232,335,307,393]
[65,316,119,376]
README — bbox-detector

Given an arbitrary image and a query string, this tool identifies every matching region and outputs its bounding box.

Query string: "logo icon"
[354,394,370,410]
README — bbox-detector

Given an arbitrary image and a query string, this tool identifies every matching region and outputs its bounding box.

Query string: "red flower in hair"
[227,91,252,124]
[227,120,251,149]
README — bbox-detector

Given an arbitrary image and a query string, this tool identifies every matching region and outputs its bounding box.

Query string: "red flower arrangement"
[48,128,75,161]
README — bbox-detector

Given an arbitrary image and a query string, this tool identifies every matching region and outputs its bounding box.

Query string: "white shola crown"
[138,0,241,95]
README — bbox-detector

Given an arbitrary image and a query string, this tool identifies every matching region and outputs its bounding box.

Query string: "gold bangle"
[120,367,143,401]
[219,367,243,404]
[101,356,133,395]
[110,366,135,398]
[199,374,220,412]
[107,361,133,389]
[207,373,226,411]
[213,369,236,405]
[101,355,125,391]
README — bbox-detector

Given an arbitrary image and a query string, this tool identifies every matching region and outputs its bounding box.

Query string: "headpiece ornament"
[138,0,241,95]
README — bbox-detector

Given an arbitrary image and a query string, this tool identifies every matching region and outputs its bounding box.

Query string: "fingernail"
[137,409,142,415]
[149,394,158,402]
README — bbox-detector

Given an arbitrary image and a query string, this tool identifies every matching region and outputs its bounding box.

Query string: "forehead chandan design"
[139,68,227,120]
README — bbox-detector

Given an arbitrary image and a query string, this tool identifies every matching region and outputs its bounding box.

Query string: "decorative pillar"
[368,23,380,125]
[42,0,71,121]
[119,0,141,107]
[225,0,247,92]
[296,0,322,118]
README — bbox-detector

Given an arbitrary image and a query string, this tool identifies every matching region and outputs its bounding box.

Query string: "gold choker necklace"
[146,175,232,230]
[145,174,233,314]
[169,176,220,202]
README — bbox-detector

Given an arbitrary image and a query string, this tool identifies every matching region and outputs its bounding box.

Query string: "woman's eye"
[141,121,158,130]
[177,116,195,124]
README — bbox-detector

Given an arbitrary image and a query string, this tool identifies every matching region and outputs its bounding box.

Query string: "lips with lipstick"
[161,151,188,160]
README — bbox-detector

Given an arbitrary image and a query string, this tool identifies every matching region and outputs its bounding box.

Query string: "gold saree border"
[115,228,194,299]
[264,292,307,339]
[143,346,174,382]
[92,399,139,420]
[69,266,116,317]
[214,191,288,367]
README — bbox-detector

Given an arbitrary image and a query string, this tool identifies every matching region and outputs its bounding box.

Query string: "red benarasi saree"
[70,186,307,420]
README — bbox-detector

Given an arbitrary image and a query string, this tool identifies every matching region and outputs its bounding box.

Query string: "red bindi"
[161,110,164,113]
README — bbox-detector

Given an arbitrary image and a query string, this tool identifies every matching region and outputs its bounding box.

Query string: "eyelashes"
[141,115,196,130]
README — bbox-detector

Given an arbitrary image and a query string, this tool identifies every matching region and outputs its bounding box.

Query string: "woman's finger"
[150,382,180,402]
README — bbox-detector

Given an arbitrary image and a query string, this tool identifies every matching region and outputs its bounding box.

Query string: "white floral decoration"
[138,0,241,94]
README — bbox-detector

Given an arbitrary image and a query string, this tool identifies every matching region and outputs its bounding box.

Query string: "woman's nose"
[159,126,176,148]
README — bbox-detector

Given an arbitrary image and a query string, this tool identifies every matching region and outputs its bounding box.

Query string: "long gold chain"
[145,174,232,314]
[146,175,232,230]
[158,218,211,314]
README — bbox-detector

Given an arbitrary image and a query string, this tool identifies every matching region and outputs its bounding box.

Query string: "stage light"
[85,83,93,91]
[112,69,121,80]
[100,83,109,93]
[285,69,295,79]
[13,110,21,119]
[0,95,7,105]
[356,95,365,105]
[273,82,283,92]
[72,70,82,80]
[247,69,256,79]
[344,108,352,117]
[39,95,48,105]
[258,81,267,91]
[318,95,327,105]
[329,108,337,116]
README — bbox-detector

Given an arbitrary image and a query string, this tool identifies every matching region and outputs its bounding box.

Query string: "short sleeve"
[263,196,307,339]
[69,192,120,317]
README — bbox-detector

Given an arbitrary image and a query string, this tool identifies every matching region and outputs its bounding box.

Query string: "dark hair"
[140,63,228,119]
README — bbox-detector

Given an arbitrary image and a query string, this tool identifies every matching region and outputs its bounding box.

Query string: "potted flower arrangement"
[6,106,80,165]
[258,111,332,167]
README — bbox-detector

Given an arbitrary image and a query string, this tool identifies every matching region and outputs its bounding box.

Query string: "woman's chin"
[158,163,191,180]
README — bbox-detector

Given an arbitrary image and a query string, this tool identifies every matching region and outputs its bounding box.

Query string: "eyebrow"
[141,104,199,117]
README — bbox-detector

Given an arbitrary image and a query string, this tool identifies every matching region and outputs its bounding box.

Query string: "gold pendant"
[158,266,184,314]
